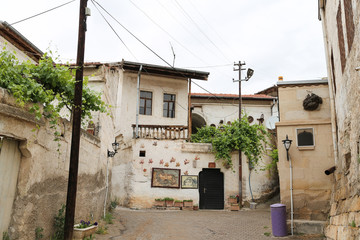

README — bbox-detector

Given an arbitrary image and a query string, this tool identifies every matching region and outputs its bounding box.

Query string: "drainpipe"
[135,65,142,138]
[319,6,338,165]
[289,155,294,236]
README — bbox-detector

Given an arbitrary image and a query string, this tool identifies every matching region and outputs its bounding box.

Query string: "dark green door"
[199,169,224,209]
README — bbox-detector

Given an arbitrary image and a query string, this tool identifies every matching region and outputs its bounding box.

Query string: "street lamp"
[107,139,119,157]
[282,135,292,161]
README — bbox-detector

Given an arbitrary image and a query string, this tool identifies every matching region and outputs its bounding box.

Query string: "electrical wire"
[173,0,231,62]
[90,0,138,61]
[92,0,174,70]
[155,0,226,65]
[92,0,222,102]
[11,0,76,25]
[128,0,209,66]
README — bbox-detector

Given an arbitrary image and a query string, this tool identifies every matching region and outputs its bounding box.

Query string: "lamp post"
[233,61,254,208]
[104,139,119,217]
[107,139,119,157]
[282,134,294,235]
[282,135,292,161]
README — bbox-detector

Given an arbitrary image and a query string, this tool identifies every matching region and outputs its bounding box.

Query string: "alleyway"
[94,207,325,240]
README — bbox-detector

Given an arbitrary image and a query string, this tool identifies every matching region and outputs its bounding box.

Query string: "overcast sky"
[1,0,327,94]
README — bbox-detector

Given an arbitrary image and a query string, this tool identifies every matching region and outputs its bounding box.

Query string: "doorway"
[0,138,21,234]
[199,169,224,209]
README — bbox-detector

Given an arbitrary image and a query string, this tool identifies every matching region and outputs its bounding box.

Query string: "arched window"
[296,128,314,147]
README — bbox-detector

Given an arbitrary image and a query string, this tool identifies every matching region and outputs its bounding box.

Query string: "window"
[296,128,314,147]
[163,93,176,118]
[140,91,152,115]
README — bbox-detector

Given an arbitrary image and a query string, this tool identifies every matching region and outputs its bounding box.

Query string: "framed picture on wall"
[181,175,198,189]
[151,168,181,188]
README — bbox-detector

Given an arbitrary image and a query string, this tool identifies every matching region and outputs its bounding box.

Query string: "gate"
[199,169,224,209]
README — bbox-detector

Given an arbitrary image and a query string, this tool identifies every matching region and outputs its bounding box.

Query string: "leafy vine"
[0,48,108,145]
[191,117,268,169]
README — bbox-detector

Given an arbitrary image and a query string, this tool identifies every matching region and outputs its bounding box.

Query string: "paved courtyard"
[94,207,325,240]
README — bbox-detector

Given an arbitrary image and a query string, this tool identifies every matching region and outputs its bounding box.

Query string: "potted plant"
[183,199,193,207]
[154,198,165,207]
[228,195,237,204]
[73,220,98,239]
[193,204,199,210]
[230,204,239,211]
[164,197,174,207]
[174,200,183,207]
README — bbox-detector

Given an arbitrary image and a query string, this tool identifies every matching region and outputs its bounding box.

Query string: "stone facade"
[319,1,360,239]
[0,88,111,239]
[276,80,333,222]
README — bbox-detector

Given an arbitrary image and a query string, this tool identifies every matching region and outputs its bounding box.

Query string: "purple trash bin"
[270,203,287,237]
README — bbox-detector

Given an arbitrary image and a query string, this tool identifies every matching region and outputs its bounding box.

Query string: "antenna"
[170,42,176,67]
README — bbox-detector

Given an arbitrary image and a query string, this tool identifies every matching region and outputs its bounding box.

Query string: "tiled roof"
[191,93,274,99]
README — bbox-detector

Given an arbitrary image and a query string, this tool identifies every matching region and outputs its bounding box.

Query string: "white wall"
[0,36,38,63]
[116,72,189,140]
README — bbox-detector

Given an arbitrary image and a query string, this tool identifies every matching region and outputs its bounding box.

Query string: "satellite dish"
[265,116,279,130]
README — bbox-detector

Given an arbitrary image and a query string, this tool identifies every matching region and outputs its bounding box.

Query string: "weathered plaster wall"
[116,72,188,140]
[192,99,273,127]
[321,1,360,239]
[276,83,333,221]
[0,36,37,64]
[0,87,109,239]
[111,139,278,209]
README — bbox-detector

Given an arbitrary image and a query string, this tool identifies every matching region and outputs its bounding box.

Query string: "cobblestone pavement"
[94,207,325,240]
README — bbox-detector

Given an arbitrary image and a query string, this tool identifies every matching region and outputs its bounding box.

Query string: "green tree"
[0,49,108,139]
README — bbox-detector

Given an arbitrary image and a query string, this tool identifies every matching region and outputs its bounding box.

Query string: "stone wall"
[320,1,360,239]
[0,87,109,239]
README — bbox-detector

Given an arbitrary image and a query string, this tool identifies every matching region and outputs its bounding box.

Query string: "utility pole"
[233,61,254,208]
[233,61,245,208]
[64,0,88,239]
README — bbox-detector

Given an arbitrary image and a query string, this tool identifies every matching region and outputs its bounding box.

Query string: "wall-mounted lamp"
[282,135,292,161]
[107,139,119,157]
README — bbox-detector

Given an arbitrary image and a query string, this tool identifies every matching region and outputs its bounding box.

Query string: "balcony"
[132,124,188,140]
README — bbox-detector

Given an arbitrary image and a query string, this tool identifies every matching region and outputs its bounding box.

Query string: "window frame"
[163,93,176,118]
[139,90,153,116]
[296,127,315,148]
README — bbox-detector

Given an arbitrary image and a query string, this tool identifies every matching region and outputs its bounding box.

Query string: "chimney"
[278,76,283,81]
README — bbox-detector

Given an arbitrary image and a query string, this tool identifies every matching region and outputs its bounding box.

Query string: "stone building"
[319,1,360,239]
[0,23,115,239]
[276,79,333,234]
[82,61,279,209]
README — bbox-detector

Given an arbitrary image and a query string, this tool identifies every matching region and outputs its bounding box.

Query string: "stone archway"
[192,113,206,134]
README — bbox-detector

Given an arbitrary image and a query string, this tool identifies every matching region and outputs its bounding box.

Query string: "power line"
[92,0,173,69]
[187,0,235,54]
[92,0,221,102]
[155,0,225,64]
[173,0,231,62]
[11,0,76,25]
[128,0,209,66]
[90,0,138,61]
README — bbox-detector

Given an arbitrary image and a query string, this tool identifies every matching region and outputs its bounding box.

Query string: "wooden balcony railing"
[132,124,188,140]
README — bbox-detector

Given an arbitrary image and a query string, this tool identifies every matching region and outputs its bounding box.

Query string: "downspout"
[188,79,192,140]
[135,65,142,138]
[320,5,338,165]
